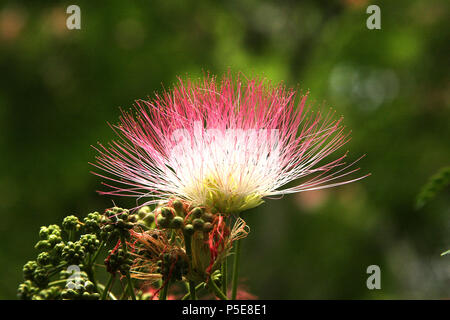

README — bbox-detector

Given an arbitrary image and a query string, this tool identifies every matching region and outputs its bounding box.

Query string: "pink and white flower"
[93,74,367,214]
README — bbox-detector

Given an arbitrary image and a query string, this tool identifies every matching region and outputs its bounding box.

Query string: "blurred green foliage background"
[0,0,449,299]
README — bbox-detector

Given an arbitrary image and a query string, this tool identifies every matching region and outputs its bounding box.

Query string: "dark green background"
[1,0,449,299]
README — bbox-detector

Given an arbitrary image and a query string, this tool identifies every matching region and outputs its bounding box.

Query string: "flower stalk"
[231,238,242,300]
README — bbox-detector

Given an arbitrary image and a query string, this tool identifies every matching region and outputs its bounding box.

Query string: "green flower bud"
[157,215,169,228]
[137,206,151,219]
[17,280,38,300]
[84,281,95,292]
[142,213,155,226]
[62,215,81,232]
[48,234,61,246]
[90,292,100,300]
[172,199,184,214]
[170,216,184,229]
[183,224,194,236]
[203,222,214,232]
[47,225,61,236]
[37,252,51,266]
[23,261,38,280]
[39,227,50,240]
[202,212,215,222]
[34,240,51,251]
[83,212,102,233]
[191,207,203,219]
[161,207,174,218]
[33,267,49,288]
[119,211,129,220]
[192,218,205,231]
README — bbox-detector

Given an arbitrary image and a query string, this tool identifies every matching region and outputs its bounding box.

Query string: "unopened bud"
[161,207,174,218]
[192,218,205,231]
[157,216,169,228]
[191,207,203,219]
[183,224,194,235]
[202,212,214,222]
[203,222,214,232]
[137,206,151,219]
[170,216,184,229]
[172,199,184,214]
[142,213,155,226]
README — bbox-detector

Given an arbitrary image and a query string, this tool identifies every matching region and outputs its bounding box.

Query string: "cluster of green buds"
[136,200,216,235]
[184,206,215,234]
[17,209,116,300]
[22,260,50,288]
[61,241,86,265]
[62,215,82,234]
[105,247,133,275]
[131,199,233,287]
[61,278,100,300]
[18,202,240,300]
[157,252,189,281]
[18,280,61,300]
[101,207,136,241]
[35,224,63,252]
[83,211,103,234]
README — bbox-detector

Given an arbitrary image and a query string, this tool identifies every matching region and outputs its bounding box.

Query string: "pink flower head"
[93,73,368,214]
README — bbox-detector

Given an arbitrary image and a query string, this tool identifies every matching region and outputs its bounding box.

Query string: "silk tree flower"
[93,74,368,214]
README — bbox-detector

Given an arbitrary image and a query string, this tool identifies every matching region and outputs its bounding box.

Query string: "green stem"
[91,239,106,264]
[120,235,136,300]
[85,239,105,293]
[120,283,129,300]
[85,264,99,293]
[98,283,117,300]
[221,259,228,298]
[159,280,169,300]
[48,263,67,278]
[101,274,114,300]
[181,282,205,300]
[231,238,241,300]
[47,279,68,287]
[124,273,135,300]
[188,281,197,300]
[209,275,228,300]
[184,232,197,300]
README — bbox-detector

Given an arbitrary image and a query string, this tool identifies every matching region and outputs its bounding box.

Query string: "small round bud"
[84,281,95,292]
[172,200,184,214]
[137,206,151,219]
[142,213,155,226]
[156,216,169,228]
[39,227,49,240]
[161,207,174,218]
[37,252,51,266]
[202,212,215,222]
[191,207,203,219]
[203,222,214,232]
[34,240,51,251]
[119,211,129,220]
[62,215,80,232]
[170,216,184,229]
[192,218,205,231]
[183,224,194,236]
